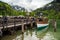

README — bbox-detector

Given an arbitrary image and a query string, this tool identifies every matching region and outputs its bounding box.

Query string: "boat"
[36,17,49,38]
[36,17,49,31]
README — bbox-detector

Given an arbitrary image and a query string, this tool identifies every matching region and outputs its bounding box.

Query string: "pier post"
[31,22,33,27]
[29,18,33,28]
[54,21,57,32]
[22,20,24,34]
[0,29,2,37]
[14,17,16,30]
[31,19,33,28]
[51,19,57,32]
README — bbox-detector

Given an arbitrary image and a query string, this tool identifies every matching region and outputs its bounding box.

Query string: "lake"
[1,26,59,40]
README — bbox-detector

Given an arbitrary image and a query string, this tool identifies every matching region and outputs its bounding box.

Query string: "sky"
[0,0,53,12]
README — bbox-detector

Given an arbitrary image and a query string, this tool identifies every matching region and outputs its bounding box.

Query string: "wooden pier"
[0,16,36,37]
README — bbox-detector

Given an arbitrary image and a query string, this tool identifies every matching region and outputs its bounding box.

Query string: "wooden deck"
[0,22,34,29]
[0,16,36,36]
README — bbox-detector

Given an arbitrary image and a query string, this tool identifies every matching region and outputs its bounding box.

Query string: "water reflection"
[13,29,56,40]
[41,32,57,40]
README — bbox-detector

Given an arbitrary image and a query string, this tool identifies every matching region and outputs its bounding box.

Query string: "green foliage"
[32,2,60,19]
[0,1,27,16]
[30,12,35,16]
[0,1,12,16]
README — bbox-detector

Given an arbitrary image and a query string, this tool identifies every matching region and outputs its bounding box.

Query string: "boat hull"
[37,24,49,31]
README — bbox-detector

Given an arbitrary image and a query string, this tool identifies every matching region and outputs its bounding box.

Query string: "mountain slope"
[0,1,20,16]
[12,5,26,11]
[33,0,60,19]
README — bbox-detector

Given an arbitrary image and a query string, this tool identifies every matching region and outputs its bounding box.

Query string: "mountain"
[53,0,60,3]
[11,5,26,11]
[43,0,60,11]
[32,0,60,19]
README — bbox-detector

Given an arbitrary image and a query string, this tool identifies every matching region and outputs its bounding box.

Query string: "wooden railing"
[0,17,36,29]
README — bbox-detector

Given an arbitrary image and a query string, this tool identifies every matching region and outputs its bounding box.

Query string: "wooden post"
[14,17,16,30]
[0,29,2,37]
[52,19,57,32]
[31,22,33,27]
[54,21,57,32]
[30,18,33,28]
[22,20,24,34]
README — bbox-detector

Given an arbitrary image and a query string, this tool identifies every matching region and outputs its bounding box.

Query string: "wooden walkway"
[0,22,34,29]
[0,16,36,36]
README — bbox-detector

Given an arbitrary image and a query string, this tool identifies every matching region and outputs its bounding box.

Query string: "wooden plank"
[0,22,33,29]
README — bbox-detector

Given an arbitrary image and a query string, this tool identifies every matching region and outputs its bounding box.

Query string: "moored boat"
[36,17,49,31]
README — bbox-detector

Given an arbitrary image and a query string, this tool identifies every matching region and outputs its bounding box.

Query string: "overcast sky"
[0,0,53,12]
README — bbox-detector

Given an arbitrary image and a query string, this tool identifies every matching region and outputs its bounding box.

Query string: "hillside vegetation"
[0,1,26,16]
[32,0,60,19]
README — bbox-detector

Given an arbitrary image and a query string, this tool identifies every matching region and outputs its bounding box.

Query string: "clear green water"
[0,27,60,40]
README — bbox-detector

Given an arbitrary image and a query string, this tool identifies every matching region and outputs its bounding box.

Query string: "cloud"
[0,0,53,12]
